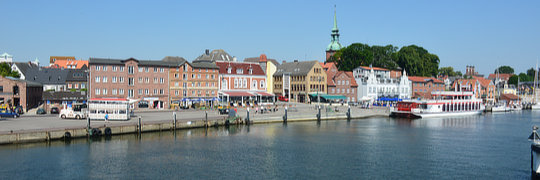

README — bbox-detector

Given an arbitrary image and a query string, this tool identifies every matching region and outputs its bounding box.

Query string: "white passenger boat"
[491,104,511,112]
[390,91,484,118]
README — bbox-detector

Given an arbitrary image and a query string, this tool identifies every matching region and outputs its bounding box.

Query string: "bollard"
[205,111,208,126]
[173,112,177,129]
[347,105,351,121]
[87,116,91,137]
[317,105,321,121]
[138,117,142,134]
[246,108,250,125]
[283,107,288,123]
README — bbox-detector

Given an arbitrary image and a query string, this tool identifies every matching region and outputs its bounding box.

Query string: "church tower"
[326,6,343,61]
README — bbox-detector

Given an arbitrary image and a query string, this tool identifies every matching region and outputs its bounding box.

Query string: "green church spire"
[327,5,342,51]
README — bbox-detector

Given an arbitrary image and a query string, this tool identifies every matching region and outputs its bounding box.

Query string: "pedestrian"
[255,106,259,114]
[105,112,109,123]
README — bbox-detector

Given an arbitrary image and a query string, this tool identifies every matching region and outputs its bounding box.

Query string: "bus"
[88,98,130,120]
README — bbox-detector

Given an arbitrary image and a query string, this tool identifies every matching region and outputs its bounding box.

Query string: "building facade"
[0,53,13,63]
[273,60,327,103]
[216,61,269,104]
[66,68,88,92]
[321,62,358,102]
[409,76,445,99]
[89,57,175,109]
[0,76,42,111]
[168,56,219,105]
[244,54,279,94]
[353,66,410,102]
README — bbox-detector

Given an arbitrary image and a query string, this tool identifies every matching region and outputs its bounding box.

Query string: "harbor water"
[0,111,537,179]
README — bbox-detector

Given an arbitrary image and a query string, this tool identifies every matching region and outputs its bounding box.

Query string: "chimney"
[293,60,299,63]
[205,49,210,55]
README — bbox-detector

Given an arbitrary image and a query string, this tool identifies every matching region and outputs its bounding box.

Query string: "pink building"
[216,62,271,105]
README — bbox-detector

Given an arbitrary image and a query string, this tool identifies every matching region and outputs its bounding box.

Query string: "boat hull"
[390,110,482,118]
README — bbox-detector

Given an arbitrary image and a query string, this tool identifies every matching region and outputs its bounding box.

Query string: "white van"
[59,103,87,119]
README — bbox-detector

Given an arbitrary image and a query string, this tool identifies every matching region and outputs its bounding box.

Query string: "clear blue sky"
[1,0,539,76]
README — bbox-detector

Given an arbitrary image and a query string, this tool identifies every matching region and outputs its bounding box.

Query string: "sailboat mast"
[535,60,538,103]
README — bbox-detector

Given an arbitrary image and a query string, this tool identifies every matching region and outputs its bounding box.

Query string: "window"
[211,74,214,79]
[144,67,149,72]
[120,66,124,72]
[103,66,107,71]
[206,74,209,79]
[160,78,164,84]
[154,77,158,83]
[332,88,335,93]
[81,83,86,88]
[112,77,117,83]
[95,76,100,83]
[102,88,108,95]
[191,74,195,79]
[95,88,100,95]
[183,74,187,80]
[222,79,227,89]
[95,66,100,71]
[128,89,134,97]
[112,89,117,95]
[183,65,187,71]
[174,73,179,78]
[119,77,124,83]
[160,68,164,72]
[119,89,124,95]
[145,77,149,83]
[145,89,149,95]
[227,67,232,73]
[138,89,143,95]
[74,84,79,89]
[68,84,72,89]
[237,68,243,74]
[234,79,238,88]
[138,77,142,83]
[112,66,117,71]
[128,77,134,86]
[183,90,187,96]
[102,76,108,83]
[252,80,257,89]
[183,82,187,88]
[175,90,179,95]
[198,74,201,79]
[159,89,164,94]
[139,67,144,72]
[260,80,265,88]
[154,89,158,94]
[337,89,340,93]
[128,66,134,74]
[243,79,247,88]
[154,67,158,72]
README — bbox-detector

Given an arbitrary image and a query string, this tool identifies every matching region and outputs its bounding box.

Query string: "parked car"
[0,109,19,118]
[50,107,60,114]
[59,108,86,119]
[278,96,289,102]
[36,108,46,115]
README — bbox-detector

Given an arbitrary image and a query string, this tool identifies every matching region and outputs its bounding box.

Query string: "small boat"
[390,91,484,118]
[491,104,510,112]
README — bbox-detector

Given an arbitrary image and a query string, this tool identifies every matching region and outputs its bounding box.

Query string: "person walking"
[104,112,109,123]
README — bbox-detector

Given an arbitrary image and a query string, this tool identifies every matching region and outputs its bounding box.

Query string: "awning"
[308,93,346,100]
[255,92,275,96]
[221,91,255,97]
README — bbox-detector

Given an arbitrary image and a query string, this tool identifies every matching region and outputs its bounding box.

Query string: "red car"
[278,96,289,102]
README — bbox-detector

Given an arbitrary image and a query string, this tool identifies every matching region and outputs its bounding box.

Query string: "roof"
[500,93,520,100]
[274,60,319,76]
[244,54,279,66]
[487,73,513,80]
[320,62,336,70]
[473,76,493,87]
[52,59,88,69]
[190,60,219,69]
[24,67,69,85]
[215,62,265,76]
[356,66,390,72]
[327,71,357,87]
[89,57,182,67]
[195,49,234,62]
[12,62,39,75]
[321,62,338,85]
[161,56,186,63]
[408,76,444,83]
[42,91,87,101]
[220,91,255,97]
[66,69,88,82]
[1,53,12,57]
[5,77,42,87]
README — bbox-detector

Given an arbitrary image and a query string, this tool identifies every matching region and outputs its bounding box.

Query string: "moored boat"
[390,91,484,118]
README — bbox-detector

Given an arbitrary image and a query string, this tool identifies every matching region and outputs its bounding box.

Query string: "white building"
[353,66,411,102]
[0,53,13,63]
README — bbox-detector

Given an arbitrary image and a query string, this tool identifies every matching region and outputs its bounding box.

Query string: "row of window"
[94,76,166,84]
[369,87,409,94]
[173,82,217,88]
[414,83,444,88]
[226,67,253,74]
[173,90,216,97]
[95,65,167,73]
[331,88,355,94]
[336,80,350,85]
[67,83,87,89]
[224,78,265,89]
[95,88,165,96]
[173,73,216,80]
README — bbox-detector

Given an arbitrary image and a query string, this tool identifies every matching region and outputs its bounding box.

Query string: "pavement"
[0,102,389,134]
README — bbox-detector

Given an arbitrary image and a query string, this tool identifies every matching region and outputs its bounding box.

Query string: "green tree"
[371,45,398,69]
[456,71,463,77]
[518,73,532,82]
[495,65,514,74]
[0,63,20,78]
[508,75,519,86]
[438,66,457,76]
[527,68,537,78]
[395,45,440,76]
[329,43,373,71]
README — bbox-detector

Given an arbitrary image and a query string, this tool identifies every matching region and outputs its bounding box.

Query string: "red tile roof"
[215,62,265,76]
[487,73,513,80]
[320,62,336,70]
[329,71,358,87]
[408,76,444,83]
[473,76,493,87]
[500,93,520,100]
[52,59,88,69]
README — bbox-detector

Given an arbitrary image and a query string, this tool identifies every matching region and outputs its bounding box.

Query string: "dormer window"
[249,68,253,74]
[227,67,232,73]
[237,68,243,74]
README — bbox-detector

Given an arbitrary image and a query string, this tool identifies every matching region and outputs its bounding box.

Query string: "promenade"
[0,102,389,144]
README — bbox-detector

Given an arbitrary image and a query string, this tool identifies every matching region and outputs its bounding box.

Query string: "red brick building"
[321,62,358,102]
[0,76,42,111]
[89,57,177,109]
[167,56,219,104]
[408,76,445,99]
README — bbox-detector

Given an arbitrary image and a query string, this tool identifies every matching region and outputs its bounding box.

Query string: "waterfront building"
[353,66,410,102]
[216,61,269,105]
[273,60,327,103]
[452,77,496,104]
[66,68,88,92]
[321,62,357,102]
[11,61,39,80]
[0,52,13,63]
[244,54,279,94]
[325,7,343,61]
[0,76,42,111]
[89,57,176,109]
[166,56,219,106]
[409,76,445,99]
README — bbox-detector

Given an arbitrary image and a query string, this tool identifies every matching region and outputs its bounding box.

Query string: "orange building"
[408,76,445,99]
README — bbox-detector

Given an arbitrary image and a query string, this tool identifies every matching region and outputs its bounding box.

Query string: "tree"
[527,68,537,78]
[329,43,373,71]
[0,63,19,78]
[371,45,398,70]
[518,73,532,82]
[456,71,463,77]
[438,66,457,76]
[495,65,514,74]
[508,75,519,86]
[395,45,440,76]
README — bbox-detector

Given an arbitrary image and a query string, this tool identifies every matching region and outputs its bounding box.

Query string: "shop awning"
[255,92,275,96]
[221,91,255,97]
[308,93,346,100]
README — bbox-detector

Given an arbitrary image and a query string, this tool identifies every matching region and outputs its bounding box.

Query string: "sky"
[1,0,539,76]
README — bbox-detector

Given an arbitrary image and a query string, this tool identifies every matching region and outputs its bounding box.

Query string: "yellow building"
[243,54,279,94]
[273,60,327,103]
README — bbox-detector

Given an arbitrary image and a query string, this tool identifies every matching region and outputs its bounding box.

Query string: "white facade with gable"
[354,66,411,102]
[0,53,13,63]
